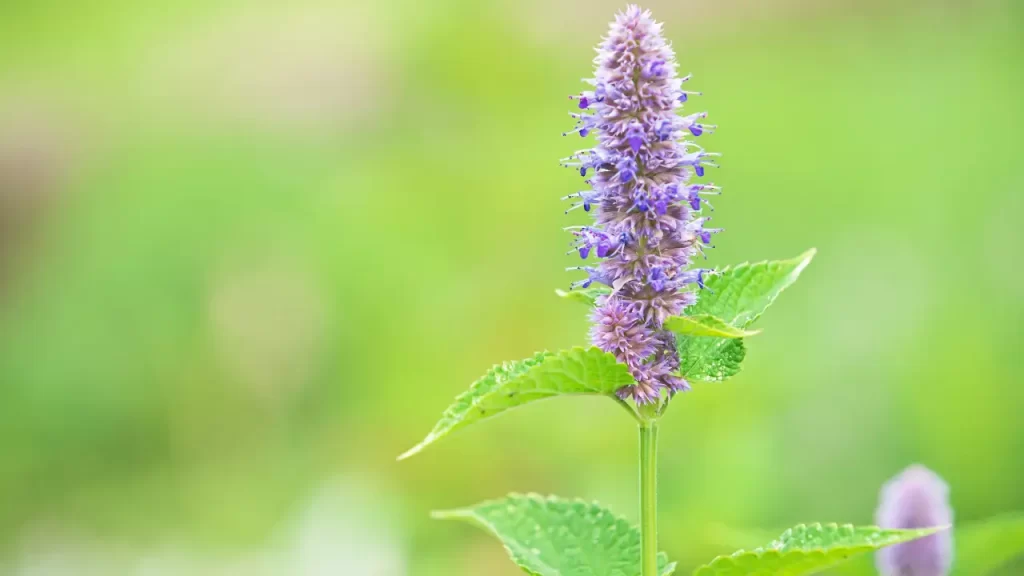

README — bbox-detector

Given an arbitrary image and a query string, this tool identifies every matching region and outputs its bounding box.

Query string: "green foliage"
[664,314,759,339]
[555,252,813,384]
[556,287,610,307]
[686,249,816,328]
[673,249,814,382]
[952,513,1024,575]
[692,522,944,576]
[398,347,633,460]
[677,337,746,382]
[433,493,676,576]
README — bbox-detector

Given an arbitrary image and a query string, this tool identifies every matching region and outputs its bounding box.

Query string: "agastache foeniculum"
[560,6,720,404]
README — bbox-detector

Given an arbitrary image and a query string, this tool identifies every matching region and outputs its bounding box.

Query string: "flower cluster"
[875,465,954,576]
[562,5,720,404]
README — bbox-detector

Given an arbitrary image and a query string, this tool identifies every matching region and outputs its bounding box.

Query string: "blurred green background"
[0,0,1021,574]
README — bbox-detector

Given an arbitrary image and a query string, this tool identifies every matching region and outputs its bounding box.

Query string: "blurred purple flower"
[560,6,718,403]
[876,465,954,576]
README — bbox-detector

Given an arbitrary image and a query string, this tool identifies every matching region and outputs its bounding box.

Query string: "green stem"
[614,396,642,423]
[639,420,659,576]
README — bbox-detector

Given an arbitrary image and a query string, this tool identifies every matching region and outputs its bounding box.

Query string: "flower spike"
[561,5,721,404]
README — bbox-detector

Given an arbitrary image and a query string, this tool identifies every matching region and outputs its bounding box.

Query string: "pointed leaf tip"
[397,347,634,460]
[693,522,944,576]
[691,247,817,328]
[396,443,425,461]
[664,314,761,339]
[674,248,815,383]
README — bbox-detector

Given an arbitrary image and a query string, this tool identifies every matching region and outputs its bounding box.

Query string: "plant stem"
[639,420,659,576]
[614,396,642,423]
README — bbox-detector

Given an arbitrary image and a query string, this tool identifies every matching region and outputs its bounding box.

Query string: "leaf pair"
[558,250,815,383]
[436,494,946,576]
[399,249,816,460]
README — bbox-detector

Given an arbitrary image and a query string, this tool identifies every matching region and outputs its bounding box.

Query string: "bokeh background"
[1,0,1021,574]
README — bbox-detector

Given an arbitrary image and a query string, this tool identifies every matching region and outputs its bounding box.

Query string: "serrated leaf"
[556,286,611,307]
[677,337,746,382]
[664,314,760,339]
[398,347,634,460]
[433,493,676,576]
[675,249,814,383]
[693,522,945,576]
[952,513,1024,576]
[688,248,816,328]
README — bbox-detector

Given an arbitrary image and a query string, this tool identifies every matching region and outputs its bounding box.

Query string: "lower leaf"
[434,493,676,576]
[692,522,947,576]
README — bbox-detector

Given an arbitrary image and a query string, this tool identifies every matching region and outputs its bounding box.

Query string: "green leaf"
[433,493,676,576]
[687,248,816,329]
[677,337,746,382]
[675,249,814,383]
[664,314,760,339]
[398,347,633,460]
[556,286,611,307]
[693,522,946,576]
[952,513,1024,575]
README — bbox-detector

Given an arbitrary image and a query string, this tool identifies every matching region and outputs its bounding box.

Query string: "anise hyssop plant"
[398,6,973,576]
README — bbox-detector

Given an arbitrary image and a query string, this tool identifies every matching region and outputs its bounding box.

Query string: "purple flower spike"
[560,6,724,404]
[876,465,954,576]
